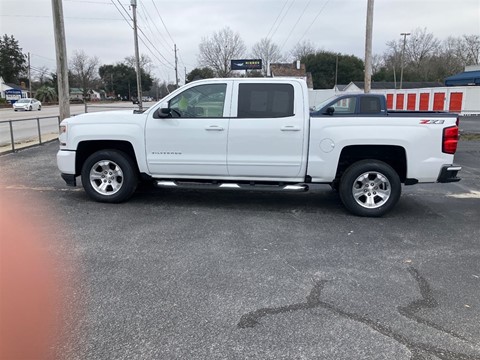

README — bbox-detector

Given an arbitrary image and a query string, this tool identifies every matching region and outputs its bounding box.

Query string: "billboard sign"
[231,59,262,71]
[5,89,22,103]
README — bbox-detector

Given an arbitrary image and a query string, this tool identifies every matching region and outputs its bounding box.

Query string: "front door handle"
[205,125,224,131]
[281,126,301,131]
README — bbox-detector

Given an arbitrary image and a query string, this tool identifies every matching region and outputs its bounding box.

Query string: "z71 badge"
[419,119,445,124]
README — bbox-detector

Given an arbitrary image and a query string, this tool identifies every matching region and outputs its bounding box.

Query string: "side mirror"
[325,106,335,115]
[154,107,171,118]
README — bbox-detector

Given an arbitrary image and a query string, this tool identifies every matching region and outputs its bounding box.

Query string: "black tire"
[81,150,138,203]
[28,106,32,111]
[339,160,401,217]
[38,105,41,111]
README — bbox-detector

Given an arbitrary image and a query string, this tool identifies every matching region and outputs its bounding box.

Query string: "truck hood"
[63,109,147,125]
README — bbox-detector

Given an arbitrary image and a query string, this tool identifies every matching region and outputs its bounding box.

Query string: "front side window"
[331,97,356,114]
[169,84,227,118]
[237,83,294,118]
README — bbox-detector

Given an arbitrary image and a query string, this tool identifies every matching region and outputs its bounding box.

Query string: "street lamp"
[399,32,411,89]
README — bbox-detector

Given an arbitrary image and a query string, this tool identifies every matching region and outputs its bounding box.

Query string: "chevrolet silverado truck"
[57,78,461,217]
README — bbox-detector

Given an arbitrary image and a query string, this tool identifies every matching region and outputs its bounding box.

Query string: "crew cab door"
[145,81,232,176]
[227,81,307,178]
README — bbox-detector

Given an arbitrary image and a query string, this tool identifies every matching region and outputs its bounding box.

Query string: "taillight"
[442,126,459,154]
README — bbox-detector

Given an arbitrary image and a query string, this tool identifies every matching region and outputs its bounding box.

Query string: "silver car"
[13,98,42,111]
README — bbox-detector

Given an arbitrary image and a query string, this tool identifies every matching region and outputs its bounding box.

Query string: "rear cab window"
[236,83,295,118]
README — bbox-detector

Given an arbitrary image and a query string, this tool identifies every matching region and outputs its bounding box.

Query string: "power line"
[269,0,297,42]
[280,0,312,51]
[110,0,133,28]
[137,1,174,54]
[110,0,173,68]
[150,0,175,45]
[113,0,174,67]
[64,0,116,4]
[297,0,331,44]
[115,0,133,22]
[0,14,124,20]
[31,54,56,62]
[265,0,289,40]
[137,27,175,68]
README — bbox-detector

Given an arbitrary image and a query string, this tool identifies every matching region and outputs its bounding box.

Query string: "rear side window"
[237,83,294,118]
[359,96,381,114]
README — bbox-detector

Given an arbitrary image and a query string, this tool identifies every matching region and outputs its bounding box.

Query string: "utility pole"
[174,44,179,88]
[51,0,70,120]
[364,0,374,93]
[400,32,411,90]
[28,52,31,97]
[131,0,143,111]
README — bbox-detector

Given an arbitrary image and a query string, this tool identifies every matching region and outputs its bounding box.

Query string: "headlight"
[59,125,67,146]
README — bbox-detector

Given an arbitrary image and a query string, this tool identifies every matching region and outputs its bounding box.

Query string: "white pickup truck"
[57,78,461,217]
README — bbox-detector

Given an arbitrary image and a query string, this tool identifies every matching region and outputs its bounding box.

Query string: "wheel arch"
[75,140,139,176]
[335,145,407,183]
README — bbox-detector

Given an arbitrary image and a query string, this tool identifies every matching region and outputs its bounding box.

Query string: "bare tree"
[70,50,100,100]
[124,54,153,74]
[33,66,50,85]
[405,28,441,67]
[382,28,440,81]
[371,54,384,75]
[459,34,480,65]
[251,38,284,76]
[198,27,246,77]
[441,36,465,72]
[375,30,479,82]
[289,40,316,61]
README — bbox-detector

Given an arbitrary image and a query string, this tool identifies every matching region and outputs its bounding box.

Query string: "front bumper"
[57,150,77,186]
[437,165,461,183]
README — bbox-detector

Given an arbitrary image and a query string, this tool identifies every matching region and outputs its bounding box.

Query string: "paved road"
[0,102,153,146]
[0,139,479,359]
[459,115,480,134]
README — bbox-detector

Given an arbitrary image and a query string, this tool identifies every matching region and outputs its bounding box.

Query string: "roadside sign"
[231,59,262,71]
[5,89,22,103]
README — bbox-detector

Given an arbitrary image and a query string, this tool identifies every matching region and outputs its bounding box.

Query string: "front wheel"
[339,160,401,217]
[81,150,138,203]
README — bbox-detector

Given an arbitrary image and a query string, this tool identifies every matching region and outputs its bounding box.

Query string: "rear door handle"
[281,126,301,131]
[205,125,224,131]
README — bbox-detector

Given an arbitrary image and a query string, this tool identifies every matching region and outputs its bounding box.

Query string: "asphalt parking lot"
[1,137,479,359]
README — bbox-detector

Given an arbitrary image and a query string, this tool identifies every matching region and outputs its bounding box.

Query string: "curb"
[0,134,59,156]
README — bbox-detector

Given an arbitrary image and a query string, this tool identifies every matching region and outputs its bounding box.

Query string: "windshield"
[17,99,30,103]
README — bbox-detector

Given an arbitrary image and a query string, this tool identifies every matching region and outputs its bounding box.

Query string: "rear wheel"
[81,150,138,203]
[339,160,401,217]
[38,105,41,111]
